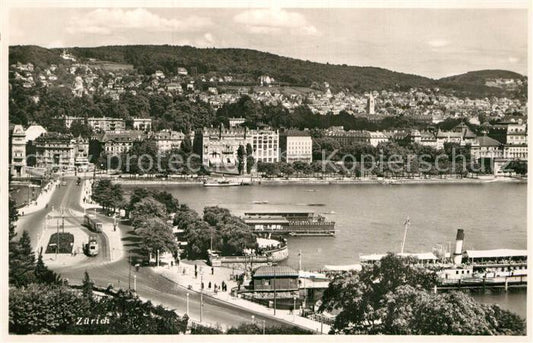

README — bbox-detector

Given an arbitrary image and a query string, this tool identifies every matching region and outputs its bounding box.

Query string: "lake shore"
[110,175,526,186]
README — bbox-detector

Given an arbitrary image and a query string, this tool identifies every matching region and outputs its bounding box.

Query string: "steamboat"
[359,228,527,290]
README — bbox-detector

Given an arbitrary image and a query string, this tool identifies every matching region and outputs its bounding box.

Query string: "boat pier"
[242,211,336,237]
[437,275,527,291]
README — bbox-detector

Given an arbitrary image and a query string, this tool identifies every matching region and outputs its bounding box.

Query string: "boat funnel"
[453,229,464,265]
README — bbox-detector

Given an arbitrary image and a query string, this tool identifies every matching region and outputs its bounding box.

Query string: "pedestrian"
[201,282,204,290]
[208,281,211,289]
[183,268,186,275]
[211,267,214,275]
[194,270,198,278]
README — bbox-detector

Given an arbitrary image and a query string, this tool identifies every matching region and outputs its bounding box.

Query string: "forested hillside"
[10,45,526,98]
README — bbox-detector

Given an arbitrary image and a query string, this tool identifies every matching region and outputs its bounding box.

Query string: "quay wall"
[108,175,526,186]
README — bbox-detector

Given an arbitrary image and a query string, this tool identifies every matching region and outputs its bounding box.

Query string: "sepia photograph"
[2,0,530,340]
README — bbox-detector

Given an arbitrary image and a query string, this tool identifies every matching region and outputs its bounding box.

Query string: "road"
[16,176,297,329]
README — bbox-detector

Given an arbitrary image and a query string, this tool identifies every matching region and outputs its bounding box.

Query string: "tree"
[136,217,177,256]
[130,197,167,229]
[237,145,245,175]
[109,184,125,214]
[179,135,193,154]
[203,206,257,256]
[9,283,189,334]
[81,271,94,301]
[183,219,214,259]
[91,180,124,214]
[377,285,525,335]
[320,254,524,335]
[226,323,312,334]
[127,187,150,213]
[9,196,19,240]
[151,191,179,213]
[10,231,36,287]
[256,161,281,176]
[70,119,93,138]
[91,179,112,209]
[9,283,90,334]
[246,143,254,174]
[122,139,159,174]
[34,247,61,285]
[505,160,527,175]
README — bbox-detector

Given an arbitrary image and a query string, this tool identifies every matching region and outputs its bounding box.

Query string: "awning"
[323,264,362,272]
[465,249,527,259]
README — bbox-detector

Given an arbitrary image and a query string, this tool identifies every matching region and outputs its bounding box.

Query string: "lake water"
[126,182,527,318]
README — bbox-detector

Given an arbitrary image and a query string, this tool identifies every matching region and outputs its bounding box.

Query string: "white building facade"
[251,128,279,163]
[280,130,313,163]
[11,125,27,177]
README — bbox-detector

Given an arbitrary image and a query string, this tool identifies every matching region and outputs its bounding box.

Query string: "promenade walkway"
[17,180,59,216]
[153,261,331,334]
[80,179,101,210]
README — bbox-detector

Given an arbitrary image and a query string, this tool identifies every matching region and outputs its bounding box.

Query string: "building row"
[10,118,526,177]
[64,116,152,132]
[324,120,527,160]
[198,126,313,168]
[10,124,90,177]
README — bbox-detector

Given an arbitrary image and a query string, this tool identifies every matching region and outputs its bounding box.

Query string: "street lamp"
[55,218,59,260]
[200,272,204,323]
[133,275,137,292]
[186,293,190,315]
[293,295,297,322]
[251,315,255,324]
[273,268,277,316]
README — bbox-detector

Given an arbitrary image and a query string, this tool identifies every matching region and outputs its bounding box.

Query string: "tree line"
[319,253,525,335]
[91,182,259,261]
[173,205,258,259]
[9,79,216,134]
[8,196,189,334]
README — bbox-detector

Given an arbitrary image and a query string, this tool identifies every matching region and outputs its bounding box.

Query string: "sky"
[8,7,528,79]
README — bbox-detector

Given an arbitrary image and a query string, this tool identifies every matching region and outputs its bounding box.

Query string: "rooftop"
[360,252,438,262]
[102,130,146,142]
[465,249,527,259]
[35,132,73,142]
[476,135,502,147]
[323,264,362,272]
[280,129,311,137]
[253,266,299,278]
[244,217,290,224]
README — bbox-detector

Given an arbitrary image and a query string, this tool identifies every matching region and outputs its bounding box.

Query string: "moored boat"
[203,179,242,187]
[359,229,527,289]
